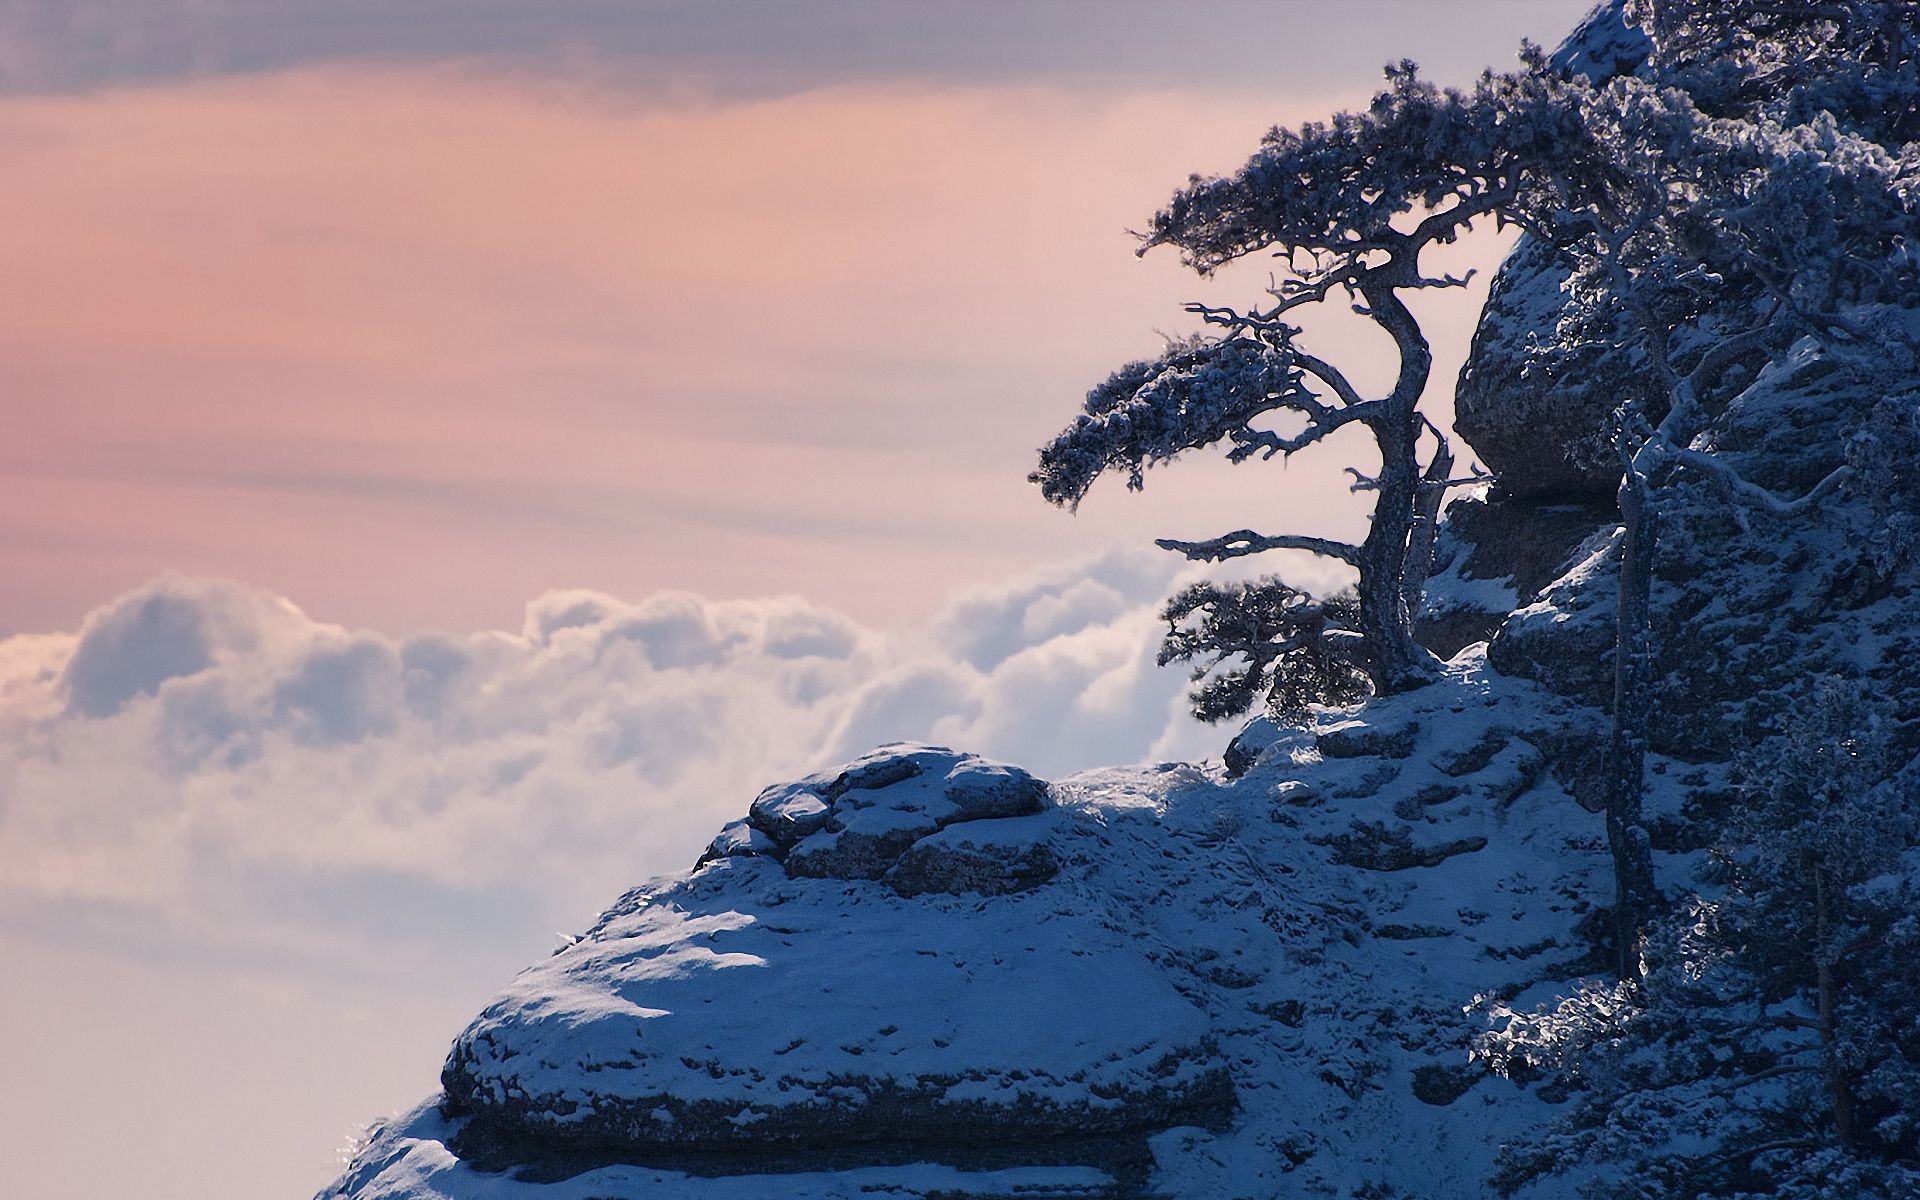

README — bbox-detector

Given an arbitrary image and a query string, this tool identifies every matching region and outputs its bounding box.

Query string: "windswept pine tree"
[1032,64,1595,704]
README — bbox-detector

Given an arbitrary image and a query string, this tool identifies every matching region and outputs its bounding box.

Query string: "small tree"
[1032,65,1582,707]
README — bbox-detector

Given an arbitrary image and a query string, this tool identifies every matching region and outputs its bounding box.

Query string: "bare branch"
[1407,184,1517,252]
[1226,400,1381,462]
[1292,351,1366,408]
[1671,450,1852,517]
[1156,530,1362,566]
[1407,268,1479,291]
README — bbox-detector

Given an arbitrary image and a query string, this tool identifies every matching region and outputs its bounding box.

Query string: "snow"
[328,659,1656,1200]
[438,847,1226,1131]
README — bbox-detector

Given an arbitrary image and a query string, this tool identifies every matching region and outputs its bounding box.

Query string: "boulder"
[1316,720,1419,760]
[786,807,941,881]
[731,744,1055,892]
[883,812,1063,897]
[695,819,778,868]
[439,856,1233,1172]
[746,786,832,845]
[1453,237,1634,500]
[1223,716,1284,779]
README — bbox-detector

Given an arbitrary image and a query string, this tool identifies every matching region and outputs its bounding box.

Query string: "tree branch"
[1671,450,1851,517]
[1292,350,1366,408]
[1227,400,1381,461]
[1156,530,1362,566]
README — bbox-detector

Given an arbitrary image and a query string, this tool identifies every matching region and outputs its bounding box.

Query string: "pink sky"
[0,68,1360,636]
[0,58,1542,639]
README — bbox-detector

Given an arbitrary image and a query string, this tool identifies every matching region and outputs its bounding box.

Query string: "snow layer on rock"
[716,744,1057,896]
[439,833,1229,1158]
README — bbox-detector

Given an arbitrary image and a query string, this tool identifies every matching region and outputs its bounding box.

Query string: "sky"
[0,3,1597,1198]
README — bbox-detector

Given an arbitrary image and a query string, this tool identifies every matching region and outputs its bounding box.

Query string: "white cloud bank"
[0,548,1240,943]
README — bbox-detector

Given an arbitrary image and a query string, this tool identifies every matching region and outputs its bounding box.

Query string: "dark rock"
[741,746,1058,884]
[745,786,832,845]
[1436,729,1509,778]
[1373,923,1452,941]
[941,759,1048,821]
[696,819,779,868]
[1412,1062,1483,1107]
[1487,537,1619,709]
[1273,780,1322,808]
[1418,493,1617,659]
[786,808,939,880]
[1452,237,1641,499]
[1224,716,1285,778]
[884,814,1062,897]
[1317,721,1419,760]
[1315,822,1488,871]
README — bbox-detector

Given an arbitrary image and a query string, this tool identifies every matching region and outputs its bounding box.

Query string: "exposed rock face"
[1452,237,1639,500]
[1448,2,1647,502]
[439,860,1231,1174]
[403,745,1233,1195]
[1481,312,1920,763]
[1416,491,1616,659]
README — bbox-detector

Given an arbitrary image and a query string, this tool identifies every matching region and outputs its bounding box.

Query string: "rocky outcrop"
[1477,309,1920,763]
[438,863,1231,1175]
[324,673,1625,1200]
[403,746,1234,1194]
[1452,237,1639,500]
[1416,491,1616,659]
[1447,1,1647,502]
[706,744,1056,895]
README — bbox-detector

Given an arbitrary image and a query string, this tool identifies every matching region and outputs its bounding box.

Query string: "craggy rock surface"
[1452,237,1640,500]
[717,745,1053,893]
[1481,323,1920,763]
[1417,492,1615,660]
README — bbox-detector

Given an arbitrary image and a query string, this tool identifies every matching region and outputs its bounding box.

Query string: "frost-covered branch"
[1671,449,1852,517]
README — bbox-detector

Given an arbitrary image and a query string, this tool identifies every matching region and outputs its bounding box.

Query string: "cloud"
[0,549,1234,956]
[0,1,1596,98]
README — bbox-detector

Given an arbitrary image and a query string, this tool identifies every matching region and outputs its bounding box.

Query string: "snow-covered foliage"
[1484,681,1920,1199]
[1156,577,1368,723]
[1031,334,1308,508]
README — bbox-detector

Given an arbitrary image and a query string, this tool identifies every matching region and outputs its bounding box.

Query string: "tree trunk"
[1401,435,1455,628]
[1607,460,1662,977]
[1356,279,1439,695]
[1814,869,1859,1145]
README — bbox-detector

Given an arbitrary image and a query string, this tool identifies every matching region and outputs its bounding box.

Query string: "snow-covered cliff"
[324,663,1633,1199]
